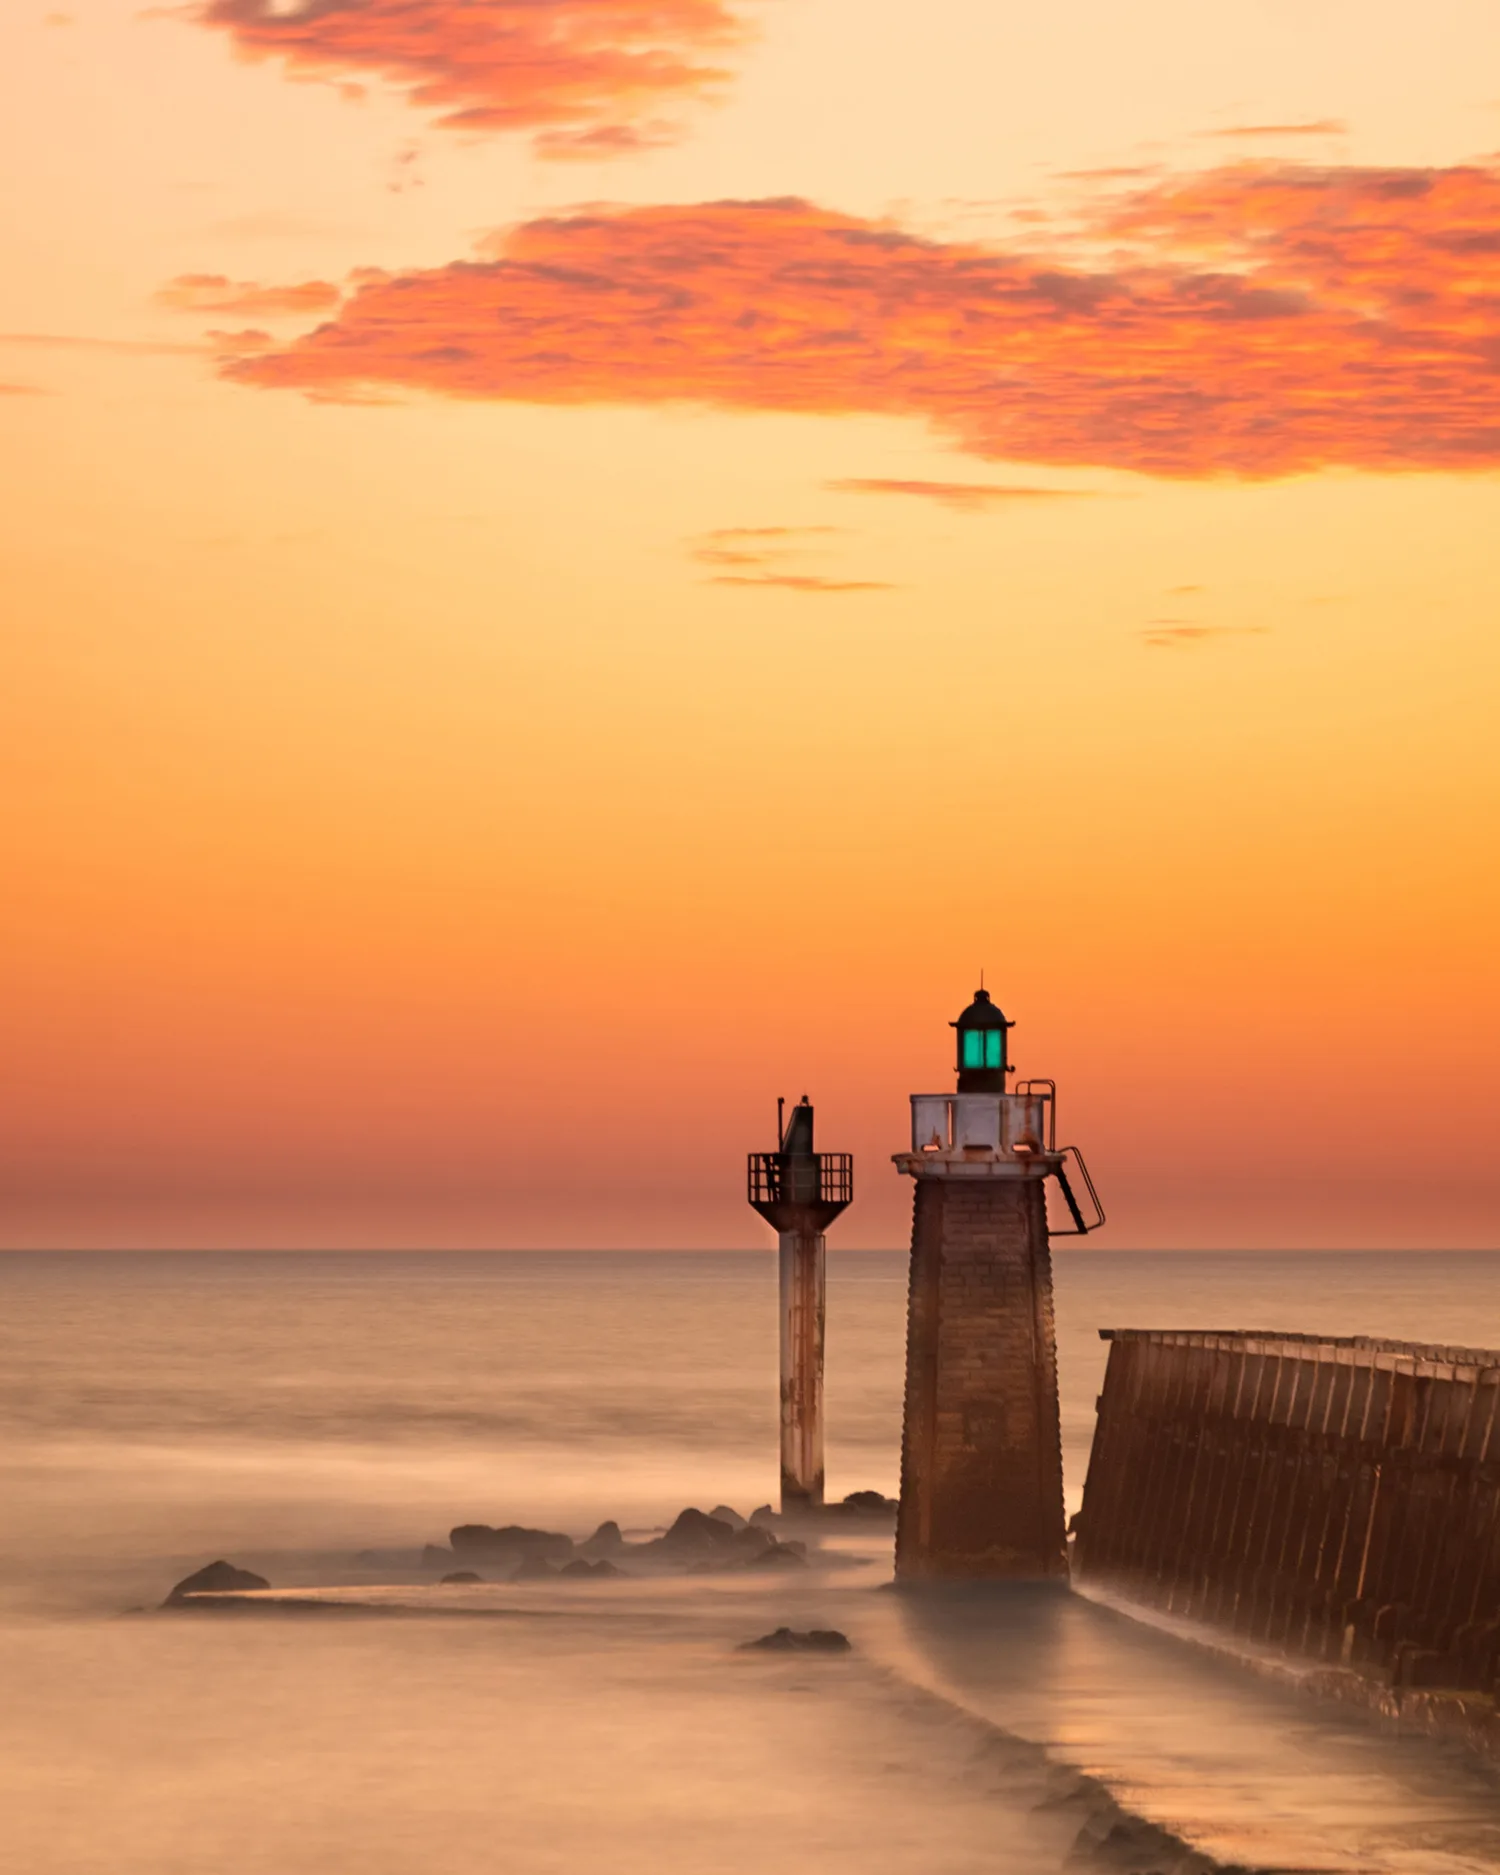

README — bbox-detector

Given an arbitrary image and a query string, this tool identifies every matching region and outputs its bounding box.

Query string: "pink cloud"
[196,0,752,157]
[212,163,1500,478]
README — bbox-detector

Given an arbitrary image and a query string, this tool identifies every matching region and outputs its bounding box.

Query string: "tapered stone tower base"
[894,1177,1067,1582]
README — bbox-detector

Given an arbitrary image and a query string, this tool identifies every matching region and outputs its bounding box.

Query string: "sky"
[2,0,1498,1250]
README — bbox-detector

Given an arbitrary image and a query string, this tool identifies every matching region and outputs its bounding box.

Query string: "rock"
[745,1542,808,1570]
[439,1571,485,1585]
[732,1524,776,1557]
[510,1555,560,1582]
[660,1508,740,1550]
[163,1561,270,1607]
[739,1627,851,1653]
[839,1490,897,1518]
[748,1504,779,1527]
[559,1559,624,1580]
[709,1505,747,1530]
[422,1545,455,1568]
[578,1520,624,1559]
[450,1524,575,1563]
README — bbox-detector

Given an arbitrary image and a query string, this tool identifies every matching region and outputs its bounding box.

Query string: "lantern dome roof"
[951,988,1012,1031]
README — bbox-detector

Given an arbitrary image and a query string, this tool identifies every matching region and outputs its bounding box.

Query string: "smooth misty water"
[5,1250,1500,1873]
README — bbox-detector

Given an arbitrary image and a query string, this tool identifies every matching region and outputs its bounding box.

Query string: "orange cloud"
[158,273,342,317]
[196,0,751,156]
[827,478,1095,510]
[217,164,1500,477]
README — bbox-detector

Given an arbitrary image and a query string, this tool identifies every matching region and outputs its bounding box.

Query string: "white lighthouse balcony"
[893,1089,1061,1179]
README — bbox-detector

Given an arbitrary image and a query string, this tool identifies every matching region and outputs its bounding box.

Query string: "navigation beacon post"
[747,1098,853,1513]
[892,989,1104,1581]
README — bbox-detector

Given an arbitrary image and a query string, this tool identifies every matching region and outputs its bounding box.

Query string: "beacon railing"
[908,1091,1053,1156]
[747,1152,854,1209]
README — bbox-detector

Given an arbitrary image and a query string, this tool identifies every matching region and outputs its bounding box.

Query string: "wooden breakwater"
[1073,1328,1500,1702]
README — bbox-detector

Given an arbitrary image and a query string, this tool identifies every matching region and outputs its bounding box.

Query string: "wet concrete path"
[853,1580,1500,1873]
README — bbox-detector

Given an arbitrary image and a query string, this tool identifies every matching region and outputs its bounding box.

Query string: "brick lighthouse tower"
[893,989,1103,1581]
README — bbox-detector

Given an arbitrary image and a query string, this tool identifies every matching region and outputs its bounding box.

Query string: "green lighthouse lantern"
[952,988,1013,1093]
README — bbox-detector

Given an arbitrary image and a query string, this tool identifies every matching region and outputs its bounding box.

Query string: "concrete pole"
[779,1226,826,1511]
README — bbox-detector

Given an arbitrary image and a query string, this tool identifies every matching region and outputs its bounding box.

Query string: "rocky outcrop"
[835,1490,897,1519]
[659,1508,739,1551]
[450,1524,575,1563]
[163,1561,270,1606]
[559,1559,624,1580]
[578,1521,624,1559]
[746,1541,808,1570]
[439,1570,485,1585]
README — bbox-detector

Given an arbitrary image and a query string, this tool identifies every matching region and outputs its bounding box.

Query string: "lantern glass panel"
[984,1030,1004,1069]
[961,1030,985,1069]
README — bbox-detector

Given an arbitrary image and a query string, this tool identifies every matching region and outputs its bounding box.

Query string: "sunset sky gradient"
[3,0,1497,1249]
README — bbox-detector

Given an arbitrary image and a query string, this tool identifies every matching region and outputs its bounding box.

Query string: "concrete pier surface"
[139,1554,1500,1873]
[859,1577,1500,1874]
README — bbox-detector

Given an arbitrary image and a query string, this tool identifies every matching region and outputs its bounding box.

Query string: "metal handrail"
[1013,1079,1057,1151]
[1049,1145,1106,1236]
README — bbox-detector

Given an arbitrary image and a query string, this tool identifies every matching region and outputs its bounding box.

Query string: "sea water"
[4,1250,1500,1873]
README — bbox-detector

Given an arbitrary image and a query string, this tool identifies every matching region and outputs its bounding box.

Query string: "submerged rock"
[559,1558,624,1580]
[163,1561,270,1606]
[439,1571,485,1585]
[739,1627,851,1653]
[510,1555,560,1582]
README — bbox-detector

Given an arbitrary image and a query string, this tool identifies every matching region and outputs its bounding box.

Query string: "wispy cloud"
[211,161,1500,478]
[827,477,1096,511]
[157,274,342,318]
[1197,120,1347,140]
[686,523,885,590]
[1140,623,1270,648]
[710,574,895,593]
[1055,164,1161,181]
[0,331,203,356]
[191,0,755,159]
[700,525,846,542]
[0,380,45,395]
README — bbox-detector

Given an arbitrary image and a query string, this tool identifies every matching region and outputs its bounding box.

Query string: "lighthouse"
[892,990,1103,1581]
[747,1098,853,1513]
